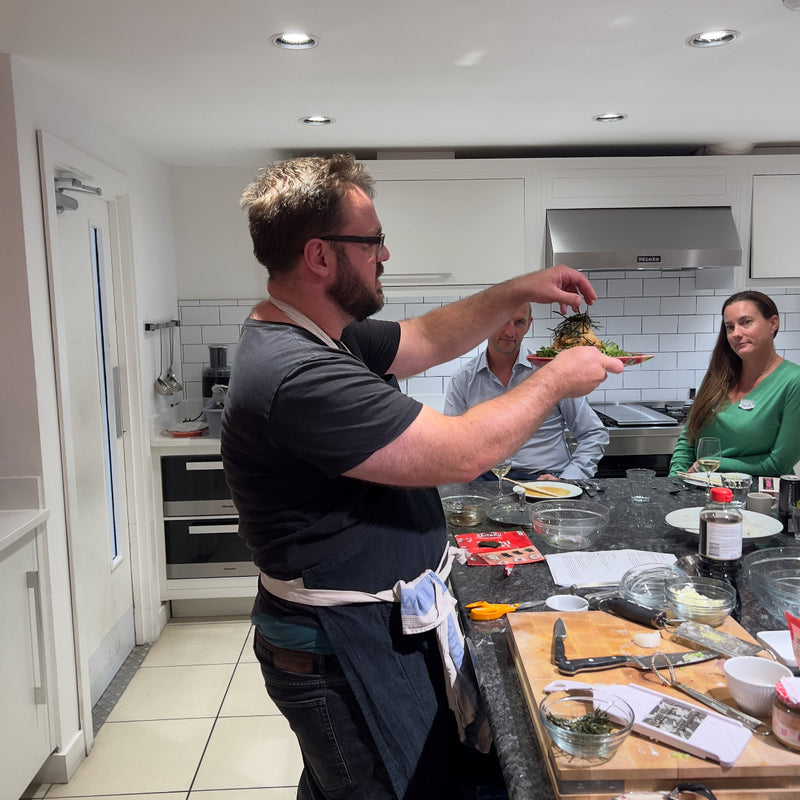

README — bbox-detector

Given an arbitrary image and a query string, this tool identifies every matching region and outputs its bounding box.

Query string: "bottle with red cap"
[698,486,743,620]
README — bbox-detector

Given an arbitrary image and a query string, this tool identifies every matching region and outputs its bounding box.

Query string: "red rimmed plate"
[527,353,654,367]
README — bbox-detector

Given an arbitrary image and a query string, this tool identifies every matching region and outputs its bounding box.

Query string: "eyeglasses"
[320,233,385,253]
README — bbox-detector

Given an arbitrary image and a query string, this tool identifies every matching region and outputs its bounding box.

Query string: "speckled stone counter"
[446,477,790,800]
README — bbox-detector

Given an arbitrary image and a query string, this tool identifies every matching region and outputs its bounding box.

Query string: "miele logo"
[637,255,662,263]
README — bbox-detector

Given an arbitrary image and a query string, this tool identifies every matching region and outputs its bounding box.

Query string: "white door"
[38,134,137,749]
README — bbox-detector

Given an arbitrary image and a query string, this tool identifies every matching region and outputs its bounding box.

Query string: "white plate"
[518,480,582,499]
[757,630,798,669]
[681,472,724,488]
[664,506,783,540]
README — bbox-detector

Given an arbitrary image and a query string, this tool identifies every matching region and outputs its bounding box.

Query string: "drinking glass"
[491,460,512,497]
[696,437,722,497]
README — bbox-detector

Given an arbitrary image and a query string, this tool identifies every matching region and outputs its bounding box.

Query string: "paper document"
[546,549,677,587]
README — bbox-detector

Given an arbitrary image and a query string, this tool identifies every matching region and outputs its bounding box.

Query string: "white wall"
[9,53,179,776]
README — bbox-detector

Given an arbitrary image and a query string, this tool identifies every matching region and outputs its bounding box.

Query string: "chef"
[221,152,622,800]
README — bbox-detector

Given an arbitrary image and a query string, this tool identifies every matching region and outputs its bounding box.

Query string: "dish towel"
[396,567,493,753]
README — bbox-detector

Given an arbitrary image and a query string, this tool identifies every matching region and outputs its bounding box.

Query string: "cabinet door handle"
[26,571,47,705]
[380,272,453,283]
[188,524,239,535]
[185,461,224,471]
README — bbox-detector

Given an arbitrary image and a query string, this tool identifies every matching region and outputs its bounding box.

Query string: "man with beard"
[221,153,622,800]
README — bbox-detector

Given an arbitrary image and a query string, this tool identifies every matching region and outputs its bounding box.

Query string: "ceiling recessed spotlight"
[299,115,335,126]
[686,29,740,48]
[271,32,319,50]
[593,113,627,123]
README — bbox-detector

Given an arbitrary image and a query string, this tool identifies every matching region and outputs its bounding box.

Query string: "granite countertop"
[446,477,790,800]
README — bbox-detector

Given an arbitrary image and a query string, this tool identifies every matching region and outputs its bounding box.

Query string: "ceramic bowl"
[539,691,634,762]
[723,656,792,716]
[664,576,735,627]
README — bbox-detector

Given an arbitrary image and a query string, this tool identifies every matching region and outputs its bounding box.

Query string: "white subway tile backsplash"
[178,275,800,411]
[181,305,221,325]
[643,277,680,296]
[677,314,716,334]
[661,296,696,314]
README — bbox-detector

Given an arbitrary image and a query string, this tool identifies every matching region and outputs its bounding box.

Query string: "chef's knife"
[552,617,716,675]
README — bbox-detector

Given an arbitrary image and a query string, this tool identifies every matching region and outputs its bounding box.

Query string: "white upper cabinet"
[372,176,526,288]
[750,174,800,280]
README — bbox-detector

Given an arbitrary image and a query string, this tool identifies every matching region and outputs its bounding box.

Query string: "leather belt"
[254,628,335,674]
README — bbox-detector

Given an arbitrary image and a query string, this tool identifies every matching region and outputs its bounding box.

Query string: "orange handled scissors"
[465,600,546,620]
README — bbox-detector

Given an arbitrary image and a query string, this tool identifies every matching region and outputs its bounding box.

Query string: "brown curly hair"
[240,154,375,276]
[685,291,780,443]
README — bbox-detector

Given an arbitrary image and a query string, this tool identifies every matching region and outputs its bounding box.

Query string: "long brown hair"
[685,291,780,443]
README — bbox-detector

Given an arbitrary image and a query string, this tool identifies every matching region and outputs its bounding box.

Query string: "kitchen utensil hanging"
[165,324,183,392]
[154,327,172,395]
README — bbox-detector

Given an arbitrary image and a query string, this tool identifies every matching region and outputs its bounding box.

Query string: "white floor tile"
[192,715,302,790]
[42,796,185,800]
[190,790,296,799]
[107,664,235,721]
[144,620,251,667]
[220,659,280,717]
[45,718,214,797]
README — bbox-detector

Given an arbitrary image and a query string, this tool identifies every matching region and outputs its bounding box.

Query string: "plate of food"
[518,481,582,499]
[528,353,653,367]
[664,507,783,539]
[526,310,652,367]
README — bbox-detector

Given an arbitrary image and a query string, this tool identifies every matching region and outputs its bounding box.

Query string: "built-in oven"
[588,402,688,478]
[161,454,258,579]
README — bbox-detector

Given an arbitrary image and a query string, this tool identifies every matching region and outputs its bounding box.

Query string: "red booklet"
[454,530,544,567]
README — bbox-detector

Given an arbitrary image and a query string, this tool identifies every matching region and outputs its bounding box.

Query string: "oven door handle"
[188,524,239,535]
[185,461,224,471]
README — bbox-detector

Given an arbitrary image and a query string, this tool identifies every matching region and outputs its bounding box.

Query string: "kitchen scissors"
[465,600,545,620]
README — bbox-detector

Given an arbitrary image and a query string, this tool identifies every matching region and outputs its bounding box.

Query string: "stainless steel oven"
[161,454,258,579]
[588,402,687,478]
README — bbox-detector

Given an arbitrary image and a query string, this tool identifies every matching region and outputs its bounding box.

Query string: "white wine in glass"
[696,437,722,494]
[491,460,512,497]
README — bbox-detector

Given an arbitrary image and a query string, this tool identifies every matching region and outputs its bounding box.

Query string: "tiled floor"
[27,618,301,799]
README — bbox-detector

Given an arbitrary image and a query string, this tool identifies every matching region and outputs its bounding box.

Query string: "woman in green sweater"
[670,290,800,478]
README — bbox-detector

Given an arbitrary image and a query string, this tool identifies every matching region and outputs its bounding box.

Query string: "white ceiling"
[3,0,800,167]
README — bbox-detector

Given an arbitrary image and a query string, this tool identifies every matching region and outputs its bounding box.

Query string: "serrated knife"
[552,617,717,675]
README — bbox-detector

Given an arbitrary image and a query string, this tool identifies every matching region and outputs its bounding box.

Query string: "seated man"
[444,303,609,482]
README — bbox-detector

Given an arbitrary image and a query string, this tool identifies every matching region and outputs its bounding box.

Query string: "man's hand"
[525,265,597,314]
[543,346,624,398]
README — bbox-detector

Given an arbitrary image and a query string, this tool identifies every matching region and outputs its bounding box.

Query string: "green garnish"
[547,708,615,735]
[550,310,602,343]
[598,341,630,357]
[535,345,560,357]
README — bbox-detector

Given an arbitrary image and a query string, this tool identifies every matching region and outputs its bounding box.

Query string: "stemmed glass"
[696,437,722,497]
[491,460,512,498]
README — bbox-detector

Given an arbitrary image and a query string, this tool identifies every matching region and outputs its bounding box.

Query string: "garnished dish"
[527,310,653,367]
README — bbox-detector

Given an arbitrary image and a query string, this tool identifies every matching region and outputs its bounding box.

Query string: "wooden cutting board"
[507,610,800,799]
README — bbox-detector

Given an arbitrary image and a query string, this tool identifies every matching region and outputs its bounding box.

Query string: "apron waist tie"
[259,545,492,752]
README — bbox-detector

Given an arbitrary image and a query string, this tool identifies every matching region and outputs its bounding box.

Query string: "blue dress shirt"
[443,347,609,480]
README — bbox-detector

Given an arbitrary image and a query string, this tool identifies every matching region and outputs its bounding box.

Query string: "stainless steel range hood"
[546,206,742,270]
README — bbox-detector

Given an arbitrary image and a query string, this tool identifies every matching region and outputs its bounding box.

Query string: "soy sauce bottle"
[698,486,743,620]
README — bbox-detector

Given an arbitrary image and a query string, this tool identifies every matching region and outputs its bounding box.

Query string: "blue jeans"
[253,631,394,799]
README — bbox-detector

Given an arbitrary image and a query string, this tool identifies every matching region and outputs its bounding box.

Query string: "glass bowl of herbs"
[539,691,634,762]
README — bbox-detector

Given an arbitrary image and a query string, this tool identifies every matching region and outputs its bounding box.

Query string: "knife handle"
[557,655,631,675]
[603,597,666,628]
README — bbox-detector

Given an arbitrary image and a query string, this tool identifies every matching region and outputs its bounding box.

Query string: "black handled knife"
[552,617,716,676]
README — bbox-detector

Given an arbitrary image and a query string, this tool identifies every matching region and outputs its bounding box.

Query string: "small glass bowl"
[539,691,634,762]
[619,563,687,610]
[439,484,500,526]
[665,576,736,627]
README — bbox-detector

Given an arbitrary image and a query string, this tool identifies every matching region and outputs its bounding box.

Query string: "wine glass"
[696,437,722,496]
[491,460,512,497]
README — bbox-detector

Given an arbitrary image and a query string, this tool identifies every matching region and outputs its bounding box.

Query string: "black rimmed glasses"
[320,233,385,253]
